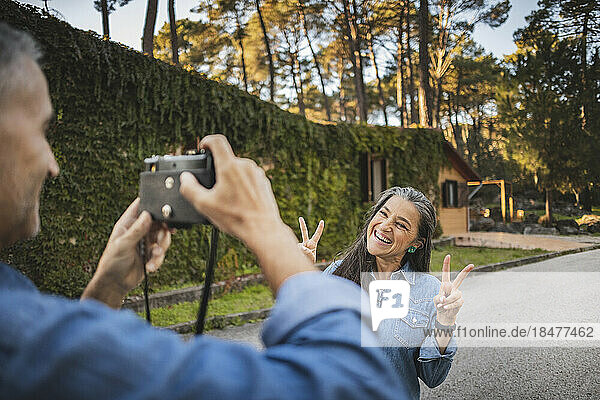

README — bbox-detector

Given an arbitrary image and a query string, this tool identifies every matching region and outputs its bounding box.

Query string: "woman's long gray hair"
[333,187,437,286]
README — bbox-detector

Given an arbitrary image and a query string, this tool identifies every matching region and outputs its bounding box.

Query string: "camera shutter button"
[162,204,172,218]
[165,176,175,189]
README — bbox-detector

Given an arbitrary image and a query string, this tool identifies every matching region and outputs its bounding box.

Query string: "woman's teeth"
[374,230,392,244]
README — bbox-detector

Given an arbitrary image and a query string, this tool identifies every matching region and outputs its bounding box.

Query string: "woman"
[298,187,473,399]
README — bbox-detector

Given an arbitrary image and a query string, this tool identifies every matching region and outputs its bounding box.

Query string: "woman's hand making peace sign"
[434,255,474,326]
[297,217,325,264]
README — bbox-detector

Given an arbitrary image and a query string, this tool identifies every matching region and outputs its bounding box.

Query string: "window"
[371,158,386,201]
[442,180,458,207]
[360,153,387,202]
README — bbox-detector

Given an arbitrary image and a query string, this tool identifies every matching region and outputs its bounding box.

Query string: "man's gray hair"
[0,23,42,104]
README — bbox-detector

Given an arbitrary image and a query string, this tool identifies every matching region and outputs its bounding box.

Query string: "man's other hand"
[81,198,171,308]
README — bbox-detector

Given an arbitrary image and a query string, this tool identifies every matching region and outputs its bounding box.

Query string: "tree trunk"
[100,0,110,39]
[580,10,589,128]
[142,0,159,56]
[338,58,347,121]
[367,25,388,125]
[352,0,368,120]
[296,56,306,117]
[452,67,465,155]
[544,189,553,226]
[432,77,442,128]
[254,0,275,101]
[397,27,407,127]
[418,0,432,127]
[168,0,179,64]
[342,0,368,123]
[406,4,417,124]
[581,187,593,212]
[396,2,407,126]
[239,39,248,91]
[299,1,331,121]
[234,11,248,92]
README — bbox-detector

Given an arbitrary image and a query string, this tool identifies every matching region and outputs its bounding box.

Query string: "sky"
[17,0,541,60]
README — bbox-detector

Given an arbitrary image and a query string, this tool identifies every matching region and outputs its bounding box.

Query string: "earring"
[407,246,417,253]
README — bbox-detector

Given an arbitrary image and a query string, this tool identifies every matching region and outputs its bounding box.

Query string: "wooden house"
[438,141,480,234]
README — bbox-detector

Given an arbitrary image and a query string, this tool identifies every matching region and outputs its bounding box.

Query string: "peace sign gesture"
[297,217,325,264]
[434,254,474,326]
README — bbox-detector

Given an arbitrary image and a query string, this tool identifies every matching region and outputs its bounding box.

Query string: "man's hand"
[180,135,315,293]
[81,198,171,308]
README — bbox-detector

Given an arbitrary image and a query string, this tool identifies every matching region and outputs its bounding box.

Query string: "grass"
[142,283,274,327]
[429,245,548,272]
[127,264,262,297]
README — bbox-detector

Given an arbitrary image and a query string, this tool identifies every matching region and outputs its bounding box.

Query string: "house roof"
[442,141,480,181]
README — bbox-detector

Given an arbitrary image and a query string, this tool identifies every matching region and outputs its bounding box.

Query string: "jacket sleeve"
[0,272,409,400]
[415,312,457,388]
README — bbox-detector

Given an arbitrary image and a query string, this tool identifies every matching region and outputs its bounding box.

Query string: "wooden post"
[509,183,514,222]
[500,180,506,224]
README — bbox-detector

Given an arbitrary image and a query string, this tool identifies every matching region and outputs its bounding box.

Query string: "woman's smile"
[372,229,393,245]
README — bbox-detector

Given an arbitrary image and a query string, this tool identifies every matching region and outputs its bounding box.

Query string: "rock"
[508,222,524,234]
[490,222,518,233]
[524,213,539,224]
[523,225,559,235]
[588,222,600,234]
[472,217,496,231]
[558,226,579,235]
[554,219,580,234]
[554,219,579,229]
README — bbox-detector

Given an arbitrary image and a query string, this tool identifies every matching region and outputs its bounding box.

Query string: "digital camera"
[139,149,215,228]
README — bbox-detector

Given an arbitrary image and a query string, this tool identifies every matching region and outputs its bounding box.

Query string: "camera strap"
[138,239,152,323]
[195,226,219,335]
[138,226,220,335]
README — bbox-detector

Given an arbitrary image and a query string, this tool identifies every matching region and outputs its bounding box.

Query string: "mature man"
[0,23,407,399]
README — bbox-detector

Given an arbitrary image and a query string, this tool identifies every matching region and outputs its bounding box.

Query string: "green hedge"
[0,0,447,297]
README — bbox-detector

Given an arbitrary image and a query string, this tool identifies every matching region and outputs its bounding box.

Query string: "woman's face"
[366,195,421,262]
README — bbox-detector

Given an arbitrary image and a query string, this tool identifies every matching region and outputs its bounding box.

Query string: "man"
[0,23,407,399]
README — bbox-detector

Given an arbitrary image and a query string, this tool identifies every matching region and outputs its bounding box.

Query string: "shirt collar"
[370,261,417,285]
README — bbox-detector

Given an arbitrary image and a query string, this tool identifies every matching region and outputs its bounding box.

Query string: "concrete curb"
[163,308,272,334]
[166,243,600,333]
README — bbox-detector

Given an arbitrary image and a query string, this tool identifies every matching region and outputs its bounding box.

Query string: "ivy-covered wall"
[0,0,446,297]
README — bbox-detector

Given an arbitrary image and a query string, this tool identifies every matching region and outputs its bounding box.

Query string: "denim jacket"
[323,260,457,400]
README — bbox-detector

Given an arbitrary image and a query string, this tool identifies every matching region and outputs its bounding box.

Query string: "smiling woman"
[298,187,474,400]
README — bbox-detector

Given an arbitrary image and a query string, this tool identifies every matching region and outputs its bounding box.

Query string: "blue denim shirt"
[0,262,409,399]
[324,260,457,400]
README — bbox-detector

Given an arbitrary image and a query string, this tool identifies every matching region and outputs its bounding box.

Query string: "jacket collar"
[370,261,417,285]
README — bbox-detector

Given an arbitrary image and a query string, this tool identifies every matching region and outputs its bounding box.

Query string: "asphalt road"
[207,249,600,399]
